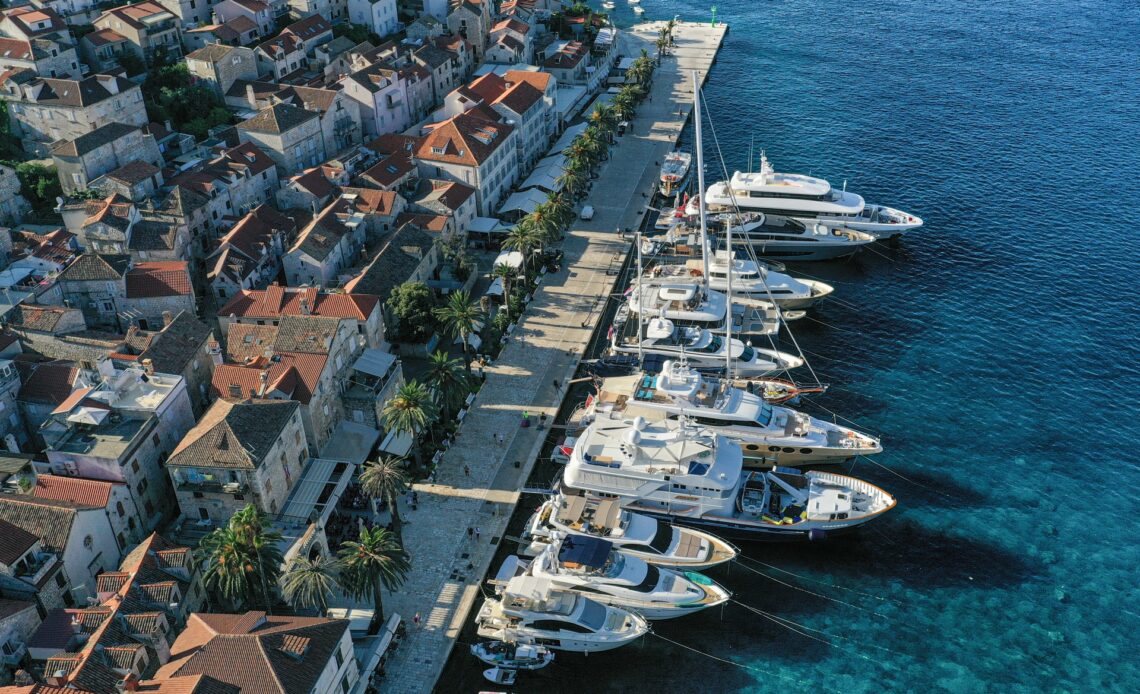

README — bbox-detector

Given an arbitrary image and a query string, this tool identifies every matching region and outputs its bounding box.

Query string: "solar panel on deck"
[558,536,612,568]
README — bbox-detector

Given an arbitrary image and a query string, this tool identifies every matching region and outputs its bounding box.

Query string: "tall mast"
[693,70,709,281]
[635,228,644,362]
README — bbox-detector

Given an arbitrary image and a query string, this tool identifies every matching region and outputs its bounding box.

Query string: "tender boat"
[471,641,554,670]
[660,151,692,196]
[609,317,804,377]
[561,417,896,541]
[476,576,649,652]
[580,360,881,466]
[522,494,737,570]
[730,376,828,405]
[496,534,730,620]
[633,5,645,14]
[704,153,923,240]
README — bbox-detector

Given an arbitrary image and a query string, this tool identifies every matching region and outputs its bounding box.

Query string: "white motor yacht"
[561,417,896,541]
[703,153,923,239]
[476,576,648,653]
[694,251,834,309]
[581,360,882,466]
[522,494,737,571]
[495,535,729,620]
[713,212,876,261]
[610,317,803,377]
[470,642,554,671]
[626,279,780,336]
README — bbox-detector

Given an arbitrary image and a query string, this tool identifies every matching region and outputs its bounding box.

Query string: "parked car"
[580,205,595,220]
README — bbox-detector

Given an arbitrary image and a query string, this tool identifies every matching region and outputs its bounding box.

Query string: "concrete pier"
[376,20,728,693]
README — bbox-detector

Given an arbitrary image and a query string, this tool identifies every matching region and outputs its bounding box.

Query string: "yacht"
[494,535,729,620]
[609,317,804,377]
[703,153,923,239]
[713,212,876,261]
[694,251,833,309]
[625,279,780,336]
[561,417,896,541]
[470,642,554,671]
[633,5,645,14]
[476,576,648,652]
[522,494,737,571]
[660,151,692,196]
[581,360,881,466]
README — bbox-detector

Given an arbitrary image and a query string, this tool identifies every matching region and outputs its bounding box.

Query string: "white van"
[579,205,595,220]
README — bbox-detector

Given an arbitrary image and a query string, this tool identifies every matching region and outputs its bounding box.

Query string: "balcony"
[14,552,58,586]
[175,479,249,496]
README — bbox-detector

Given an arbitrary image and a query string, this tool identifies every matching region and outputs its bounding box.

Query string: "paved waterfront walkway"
[362,21,729,693]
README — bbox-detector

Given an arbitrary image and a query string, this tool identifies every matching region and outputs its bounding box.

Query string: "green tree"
[433,290,484,370]
[338,527,411,633]
[423,350,471,415]
[380,380,439,468]
[15,163,62,216]
[385,281,435,342]
[229,505,284,613]
[281,555,341,614]
[588,102,619,138]
[502,223,542,275]
[545,192,575,229]
[358,456,410,538]
[527,202,562,245]
[491,263,518,319]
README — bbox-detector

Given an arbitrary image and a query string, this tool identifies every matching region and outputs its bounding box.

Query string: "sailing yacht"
[625,278,781,336]
[476,576,648,652]
[494,534,730,620]
[704,153,924,239]
[522,494,738,571]
[581,360,882,466]
[609,317,804,377]
[560,417,896,540]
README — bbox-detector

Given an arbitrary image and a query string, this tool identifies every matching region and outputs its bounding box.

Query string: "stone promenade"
[363,20,728,693]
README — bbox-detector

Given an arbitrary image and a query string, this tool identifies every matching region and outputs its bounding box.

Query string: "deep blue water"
[439,0,1140,690]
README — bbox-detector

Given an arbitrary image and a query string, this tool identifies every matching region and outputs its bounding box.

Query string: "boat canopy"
[558,535,613,568]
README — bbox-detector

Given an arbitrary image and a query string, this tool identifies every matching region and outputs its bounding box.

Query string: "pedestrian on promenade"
[492,431,499,446]
[413,612,420,627]
[475,527,482,541]
[464,464,471,477]
[467,527,474,539]
[553,379,561,391]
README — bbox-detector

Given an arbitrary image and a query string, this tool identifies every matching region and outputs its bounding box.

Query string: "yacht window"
[740,346,756,362]
[630,565,661,593]
[578,600,608,631]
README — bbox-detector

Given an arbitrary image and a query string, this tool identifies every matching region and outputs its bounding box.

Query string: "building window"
[335,649,344,668]
[83,535,93,549]
[56,572,67,588]
[117,502,126,517]
[131,459,140,474]
[137,478,148,495]
[144,500,154,516]
[340,673,350,694]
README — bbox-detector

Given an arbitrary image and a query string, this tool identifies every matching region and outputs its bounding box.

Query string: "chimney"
[299,296,311,315]
[246,82,256,106]
[141,358,154,376]
[207,338,223,366]
[162,310,174,327]
[257,370,269,397]
[121,673,140,692]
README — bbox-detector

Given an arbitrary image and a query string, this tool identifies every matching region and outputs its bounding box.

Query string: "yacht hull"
[741,240,866,261]
[629,506,872,542]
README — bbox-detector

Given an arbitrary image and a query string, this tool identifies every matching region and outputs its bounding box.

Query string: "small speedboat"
[484,667,516,685]
[633,6,645,13]
[660,151,692,196]
[602,1,615,7]
[471,641,555,671]
[733,376,829,404]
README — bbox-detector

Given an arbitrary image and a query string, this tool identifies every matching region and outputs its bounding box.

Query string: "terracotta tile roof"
[125,261,193,298]
[340,187,399,216]
[289,204,349,261]
[492,18,530,34]
[4,304,74,333]
[288,167,335,198]
[17,360,79,405]
[211,352,327,404]
[0,518,39,566]
[236,103,317,135]
[272,315,339,354]
[358,152,414,189]
[27,75,137,108]
[362,133,419,156]
[219,286,378,321]
[274,85,336,113]
[135,311,212,375]
[543,40,588,69]
[504,69,551,92]
[344,222,436,299]
[0,38,32,61]
[31,475,116,508]
[219,142,275,176]
[284,14,331,42]
[394,212,448,232]
[218,205,295,260]
[411,178,475,214]
[156,612,349,694]
[167,400,299,469]
[107,160,160,186]
[0,496,91,552]
[59,253,130,282]
[224,323,279,362]
[51,121,139,156]
[0,597,34,620]
[495,80,542,114]
[416,110,513,167]
[136,674,240,694]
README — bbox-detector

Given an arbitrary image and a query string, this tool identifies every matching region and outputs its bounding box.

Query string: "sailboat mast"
[693,70,710,281]
[636,228,644,362]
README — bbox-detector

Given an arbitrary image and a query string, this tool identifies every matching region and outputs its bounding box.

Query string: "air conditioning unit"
[222,482,241,493]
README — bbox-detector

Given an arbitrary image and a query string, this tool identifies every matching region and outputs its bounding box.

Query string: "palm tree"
[491,263,518,318]
[588,103,618,139]
[433,290,484,369]
[556,166,588,199]
[423,350,471,415]
[564,141,595,172]
[380,380,439,468]
[198,526,254,610]
[666,17,676,44]
[338,527,410,634]
[281,555,341,614]
[655,30,669,64]
[359,455,410,538]
[528,202,562,245]
[229,505,284,613]
[614,90,637,122]
[502,223,542,275]
[545,192,575,229]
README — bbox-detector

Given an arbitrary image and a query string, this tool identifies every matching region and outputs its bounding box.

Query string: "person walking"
[475,527,481,542]
[463,464,471,477]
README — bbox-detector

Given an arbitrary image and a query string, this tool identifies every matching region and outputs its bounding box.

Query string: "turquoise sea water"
[438,0,1140,691]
